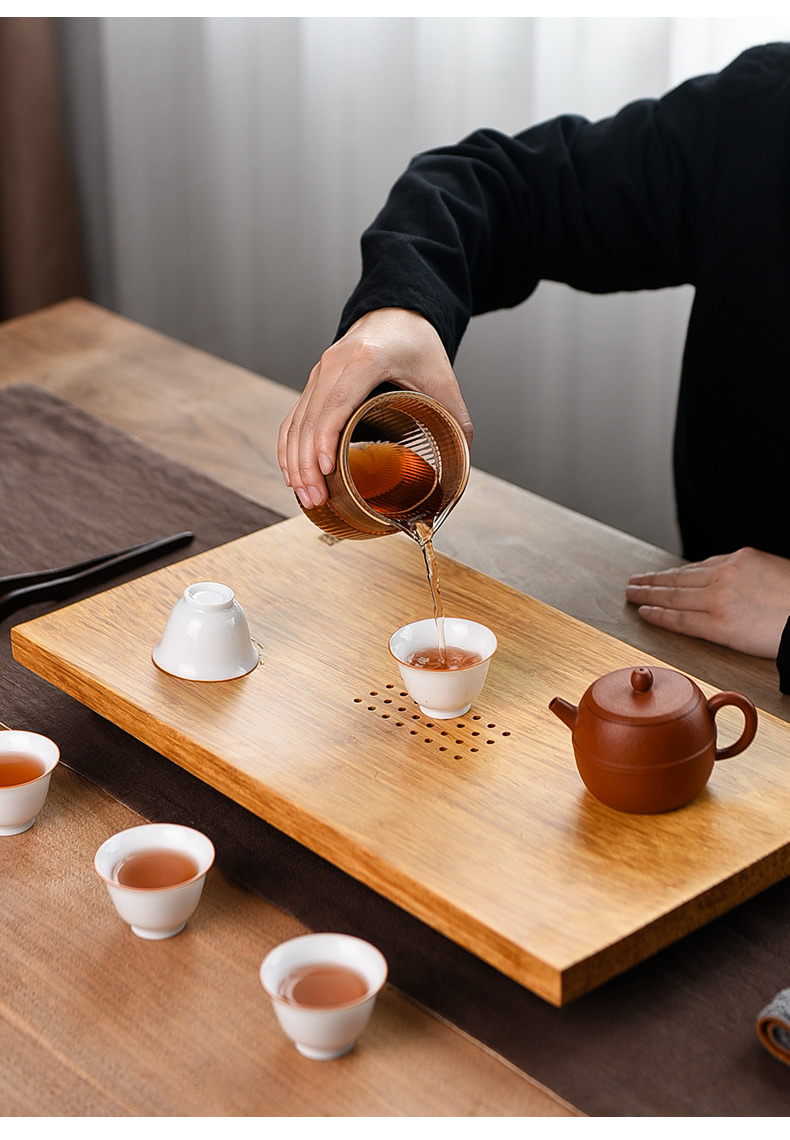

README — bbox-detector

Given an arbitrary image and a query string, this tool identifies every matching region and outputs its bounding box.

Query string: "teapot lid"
[586,666,700,726]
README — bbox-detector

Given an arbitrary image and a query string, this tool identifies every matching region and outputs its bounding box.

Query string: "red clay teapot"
[549,665,758,813]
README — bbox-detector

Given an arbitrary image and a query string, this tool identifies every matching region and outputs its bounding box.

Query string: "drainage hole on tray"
[354,692,514,753]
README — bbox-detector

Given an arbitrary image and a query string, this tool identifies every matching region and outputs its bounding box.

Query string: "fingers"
[627,568,730,645]
[625,547,790,657]
[287,384,326,509]
[284,356,380,507]
[627,556,725,589]
[307,364,372,480]
[625,556,716,644]
[631,603,718,641]
[625,561,710,614]
[278,386,325,510]
[277,308,469,508]
[278,325,389,505]
[276,403,296,487]
[431,387,473,448]
[625,584,711,614]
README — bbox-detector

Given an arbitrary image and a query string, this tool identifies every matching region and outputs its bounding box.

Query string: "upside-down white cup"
[94,823,215,940]
[152,581,259,681]
[0,730,60,835]
[259,933,388,1060]
[389,617,498,719]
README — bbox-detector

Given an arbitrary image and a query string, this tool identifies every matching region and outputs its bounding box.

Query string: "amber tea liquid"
[405,646,482,670]
[0,754,47,786]
[279,963,369,1008]
[349,441,449,660]
[348,442,440,521]
[114,848,199,889]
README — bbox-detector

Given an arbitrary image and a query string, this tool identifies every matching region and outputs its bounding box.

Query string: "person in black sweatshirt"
[278,42,790,689]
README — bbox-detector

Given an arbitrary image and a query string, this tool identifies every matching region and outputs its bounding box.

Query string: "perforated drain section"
[354,683,512,759]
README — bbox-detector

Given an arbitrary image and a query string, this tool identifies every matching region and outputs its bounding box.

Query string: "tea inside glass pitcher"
[347,441,449,659]
[346,442,441,522]
[298,391,470,666]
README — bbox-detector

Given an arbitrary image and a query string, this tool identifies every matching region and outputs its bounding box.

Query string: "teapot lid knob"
[630,667,654,693]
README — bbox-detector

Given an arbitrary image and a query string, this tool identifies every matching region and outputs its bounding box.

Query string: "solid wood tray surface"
[12,515,790,1004]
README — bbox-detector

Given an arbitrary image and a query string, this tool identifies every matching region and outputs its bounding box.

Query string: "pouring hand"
[625,547,790,658]
[277,308,473,509]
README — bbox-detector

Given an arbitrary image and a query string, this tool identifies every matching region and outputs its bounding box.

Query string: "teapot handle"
[708,691,758,760]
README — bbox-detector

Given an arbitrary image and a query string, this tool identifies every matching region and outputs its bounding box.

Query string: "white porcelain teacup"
[259,933,388,1060]
[0,730,60,835]
[152,581,259,681]
[94,822,215,940]
[389,617,498,719]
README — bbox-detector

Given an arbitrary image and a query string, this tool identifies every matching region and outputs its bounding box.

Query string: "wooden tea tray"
[11,515,790,1005]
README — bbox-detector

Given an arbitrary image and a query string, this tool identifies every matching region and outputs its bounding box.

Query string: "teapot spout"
[549,696,578,731]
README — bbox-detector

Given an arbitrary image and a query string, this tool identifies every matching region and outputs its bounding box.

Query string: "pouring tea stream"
[296,391,471,667]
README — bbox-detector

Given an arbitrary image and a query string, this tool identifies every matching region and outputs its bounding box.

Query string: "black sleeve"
[337,43,790,359]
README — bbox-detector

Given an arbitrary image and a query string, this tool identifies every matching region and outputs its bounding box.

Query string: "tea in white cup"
[259,933,388,1060]
[94,822,215,940]
[389,617,498,718]
[0,730,60,835]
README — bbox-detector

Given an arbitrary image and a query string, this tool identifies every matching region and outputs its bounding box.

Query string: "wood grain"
[3,297,788,1112]
[0,297,298,520]
[0,300,584,1116]
[13,514,790,1005]
[0,762,572,1117]
[2,299,784,723]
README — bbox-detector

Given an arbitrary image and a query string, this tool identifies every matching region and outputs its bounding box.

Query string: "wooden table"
[1,298,785,1117]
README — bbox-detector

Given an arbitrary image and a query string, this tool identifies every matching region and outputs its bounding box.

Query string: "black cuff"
[778,616,790,694]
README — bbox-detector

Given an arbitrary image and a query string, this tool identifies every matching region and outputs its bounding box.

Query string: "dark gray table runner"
[3,383,790,1117]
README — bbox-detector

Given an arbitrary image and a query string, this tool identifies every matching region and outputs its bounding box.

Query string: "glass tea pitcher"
[297,390,470,541]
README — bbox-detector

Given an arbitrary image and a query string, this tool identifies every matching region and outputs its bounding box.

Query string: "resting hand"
[277,308,472,508]
[625,547,790,658]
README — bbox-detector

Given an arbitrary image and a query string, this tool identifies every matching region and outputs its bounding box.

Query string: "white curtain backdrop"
[59,15,790,553]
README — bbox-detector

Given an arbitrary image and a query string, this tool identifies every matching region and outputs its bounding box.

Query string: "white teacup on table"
[0,730,60,835]
[259,933,388,1060]
[389,617,498,719]
[94,822,215,940]
[152,581,258,681]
